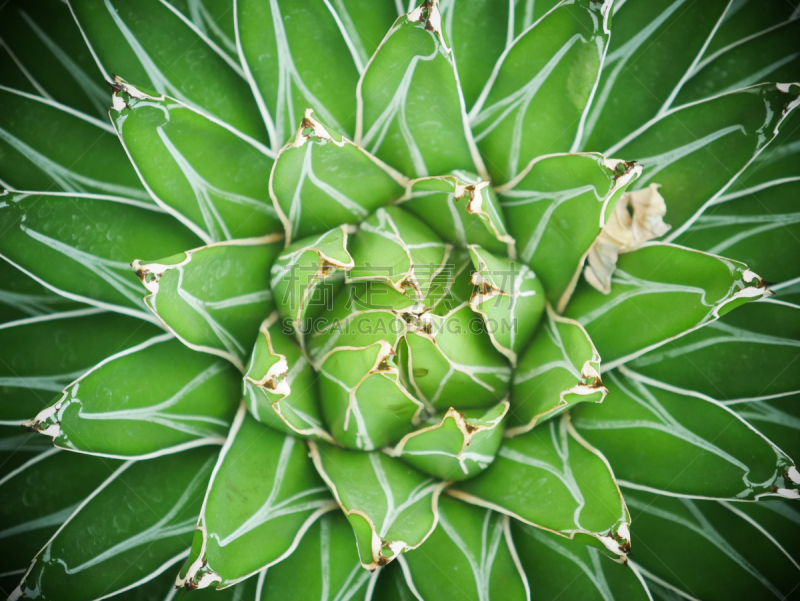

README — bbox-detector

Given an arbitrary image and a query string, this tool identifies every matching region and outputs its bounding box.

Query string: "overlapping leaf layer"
[1,0,799,600]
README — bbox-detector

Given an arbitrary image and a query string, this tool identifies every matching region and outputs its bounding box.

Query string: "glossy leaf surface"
[111,82,280,243]
[451,415,631,557]
[565,243,769,369]
[573,369,799,500]
[0,192,201,321]
[13,447,216,601]
[625,490,800,600]
[508,305,606,437]
[0,87,147,200]
[470,0,610,184]
[387,402,508,481]
[498,153,640,305]
[26,336,240,459]
[309,441,446,570]
[179,407,335,589]
[270,110,406,243]
[400,497,530,601]
[356,1,482,179]
[70,0,269,142]
[134,237,282,370]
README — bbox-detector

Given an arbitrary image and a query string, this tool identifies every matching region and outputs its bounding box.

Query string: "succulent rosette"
[1,0,800,600]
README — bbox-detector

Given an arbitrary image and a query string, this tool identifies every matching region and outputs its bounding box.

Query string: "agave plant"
[1,0,800,599]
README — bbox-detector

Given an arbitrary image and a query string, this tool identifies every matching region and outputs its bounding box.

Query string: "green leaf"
[25,336,240,459]
[572,368,799,500]
[604,83,800,238]
[349,207,450,302]
[270,110,406,243]
[626,298,800,402]
[402,303,512,411]
[308,441,447,569]
[450,414,631,558]
[468,245,545,365]
[498,153,641,306]
[677,18,800,105]
[270,226,354,334]
[110,80,281,244]
[70,0,269,143]
[732,393,800,468]
[0,0,110,119]
[395,173,514,256]
[0,260,79,323]
[258,512,377,600]
[0,191,201,321]
[508,304,606,437]
[581,0,730,152]
[0,309,161,425]
[316,339,423,451]
[0,87,148,200]
[356,0,484,179]
[511,522,652,601]
[164,0,238,61]
[178,406,335,590]
[399,497,530,601]
[703,0,798,55]
[0,450,122,579]
[12,447,216,601]
[565,243,769,370]
[133,236,283,370]
[243,313,332,441]
[235,0,363,146]
[623,489,800,601]
[469,0,611,184]
[386,402,508,481]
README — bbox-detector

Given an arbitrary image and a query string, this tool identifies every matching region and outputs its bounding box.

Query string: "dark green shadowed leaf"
[386,401,508,481]
[395,173,514,256]
[0,451,122,581]
[677,18,800,105]
[508,304,606,438]
[469,0,612,185]
[270,110,407,244]
[497,153,641,306]
[11,447,216,601]
[258,512,377,600]
[605,83,800,239]
[398,497,530,601]
[178,405,335,590]
[565,243,770,370]
[0,0,110,119]
[356,0,485,179]
[164,0,239,61]
[703,0,799,55]
[70,0,269,143]
[572,369,800,500]
[511,522,651,601]
[133,236,283,371]
[308,440,447,570]
[0,191,201,322]
[110,80,281,244]
[24,336,240,459]
[270,226,354,336]
[624,490,800,601]
[451,414,630,558]
[0,261,79,323]
[235,0,363,146]
[0,309,161,425]
[243,313,332,441]
[0,87,148,201]
[468,246,545,366]
[733,393,800,469]
[581,0,731,152]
